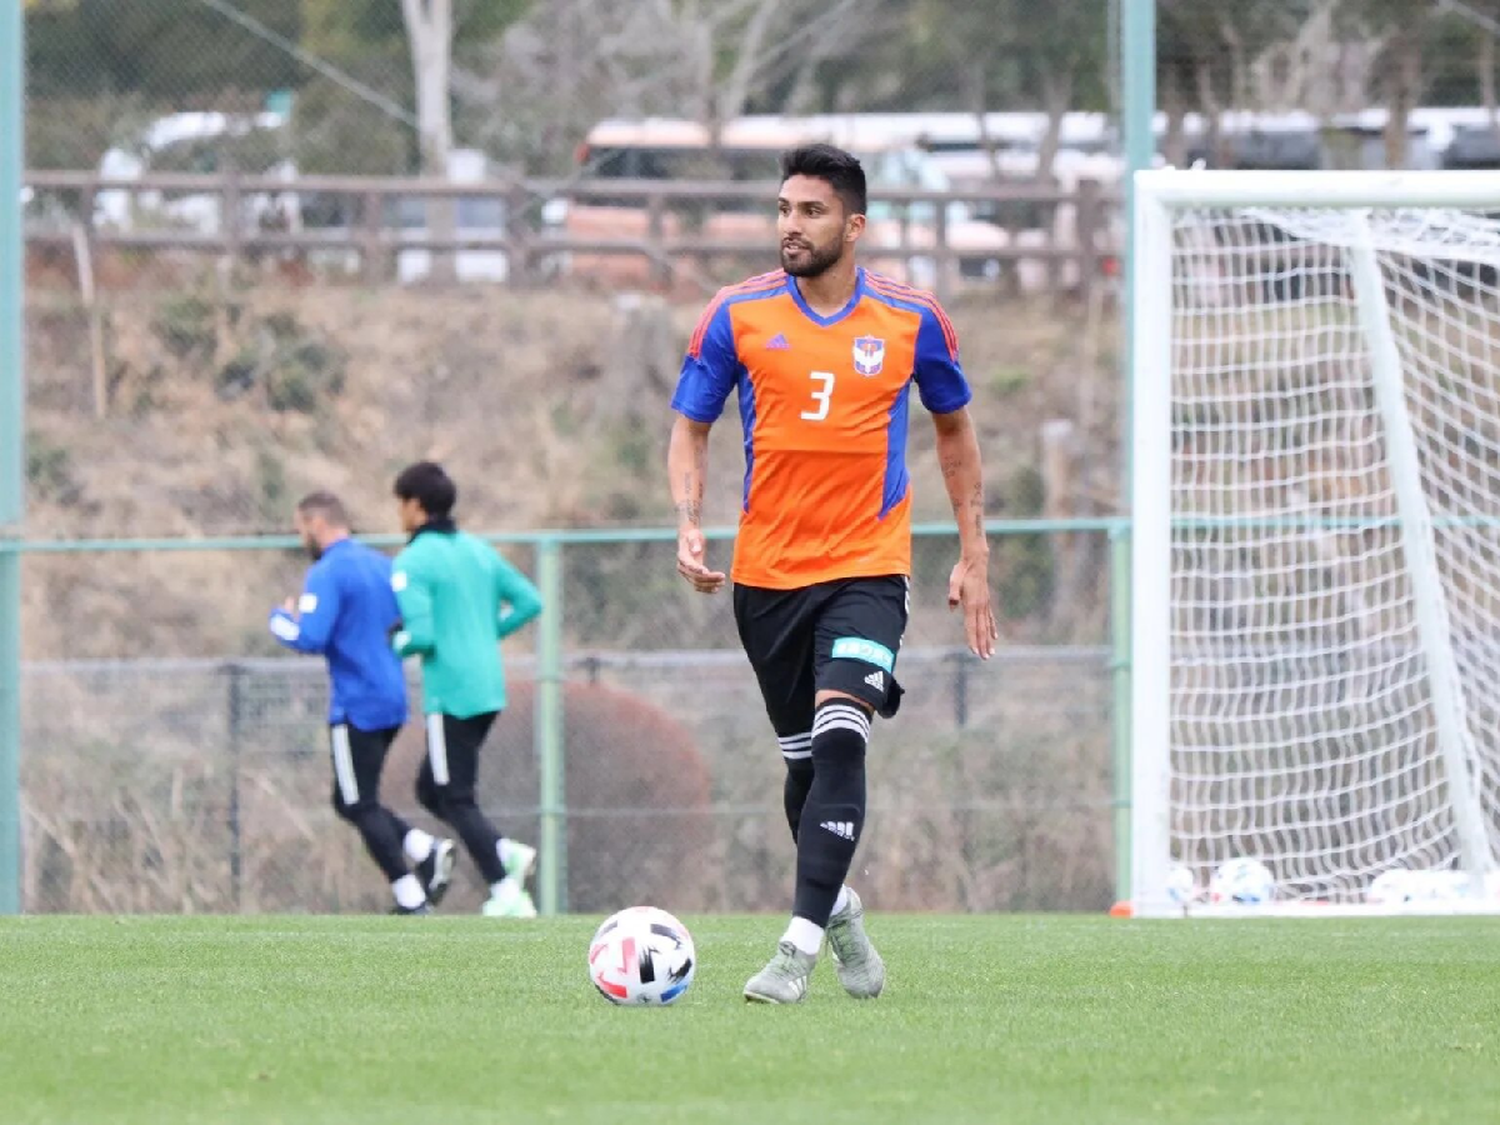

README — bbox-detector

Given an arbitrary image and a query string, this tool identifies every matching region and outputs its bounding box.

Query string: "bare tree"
[672,0,867,139]
[1339,0,1427,168]
[713,0,787,129]
[401,0,456,280]
[1442,0,1500,143]
[402,0,454,175]
[1159,0,1305,167]
[1253,0,1379,117]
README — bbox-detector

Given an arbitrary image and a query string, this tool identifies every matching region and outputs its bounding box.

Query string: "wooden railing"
[23,170,1120,300]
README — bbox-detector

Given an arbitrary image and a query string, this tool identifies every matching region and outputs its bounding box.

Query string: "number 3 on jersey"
[801,370,835,422]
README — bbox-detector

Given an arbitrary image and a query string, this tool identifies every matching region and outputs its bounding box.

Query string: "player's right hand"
[676,528,726,594]
[948,555,998,660]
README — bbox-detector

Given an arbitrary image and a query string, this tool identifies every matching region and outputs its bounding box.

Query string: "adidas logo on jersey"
[820,820,855,841]
[765,333,790,350]
[864,669,885,691]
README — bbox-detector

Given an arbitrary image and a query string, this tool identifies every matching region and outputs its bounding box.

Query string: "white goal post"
[1131,170,1500,917]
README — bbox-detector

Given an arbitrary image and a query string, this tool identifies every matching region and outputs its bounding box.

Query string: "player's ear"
[845,211,866,243]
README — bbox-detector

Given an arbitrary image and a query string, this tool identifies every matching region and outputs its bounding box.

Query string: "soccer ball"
[1209,857,1276,905]
[1370,868,1482,906]
[588,906,696,1006]
[1366,868,1417,906]
[1166,863,1198,904]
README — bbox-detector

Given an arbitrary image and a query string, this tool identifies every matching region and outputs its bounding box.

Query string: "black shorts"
[733,575,908,741]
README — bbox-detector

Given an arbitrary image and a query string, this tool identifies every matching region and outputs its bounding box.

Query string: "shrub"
[152,295,217,362]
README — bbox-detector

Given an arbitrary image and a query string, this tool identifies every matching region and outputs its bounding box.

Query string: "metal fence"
[17,525,1128,916]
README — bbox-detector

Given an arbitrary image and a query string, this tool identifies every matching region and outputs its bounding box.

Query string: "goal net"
[1130,171,1500,916]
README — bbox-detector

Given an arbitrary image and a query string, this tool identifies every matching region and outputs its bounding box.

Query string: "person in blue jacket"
[268,491,455,915]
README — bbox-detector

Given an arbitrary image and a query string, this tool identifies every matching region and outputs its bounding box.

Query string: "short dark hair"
[393,461,457,519]
[779,144,867,216]
[296,490,348,528]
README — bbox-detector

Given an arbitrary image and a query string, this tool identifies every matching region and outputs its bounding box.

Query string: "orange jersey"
[672,267,970,589]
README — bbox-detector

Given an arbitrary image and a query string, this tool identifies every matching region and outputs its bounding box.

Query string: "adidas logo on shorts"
[864,670,884,691]
[820,820,855,841]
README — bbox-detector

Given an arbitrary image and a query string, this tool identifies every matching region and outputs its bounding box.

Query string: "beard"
[780,238,841,278]
[302,536,323,562]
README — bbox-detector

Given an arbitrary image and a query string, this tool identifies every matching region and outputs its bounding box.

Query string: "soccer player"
[268,491,456,915]
[390,461,545,918]
[668,144,997,1003]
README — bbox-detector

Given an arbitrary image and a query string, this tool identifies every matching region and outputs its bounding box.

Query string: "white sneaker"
[482,877,537,919]
[825,888,885,999]
[743,940,816,1004]
[416,837,457,907]
[499,838,538,883]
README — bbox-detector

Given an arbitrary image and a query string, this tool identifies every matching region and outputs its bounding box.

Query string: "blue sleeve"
[670,299,739,423]
[493,552,543,640]
[268,563,341,655]
[912,302,972,415]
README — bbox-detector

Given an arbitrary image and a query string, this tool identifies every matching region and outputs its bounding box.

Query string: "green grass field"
[3,913,1499,1124]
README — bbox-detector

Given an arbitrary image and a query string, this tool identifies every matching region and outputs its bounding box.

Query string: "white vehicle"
[394,148,509,285]
[95,110,295,235]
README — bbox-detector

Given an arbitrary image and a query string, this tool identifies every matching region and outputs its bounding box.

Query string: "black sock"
[792,699,869,927]
[784,757,814,842]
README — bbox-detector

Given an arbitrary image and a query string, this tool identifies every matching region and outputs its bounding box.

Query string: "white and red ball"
[588,906,696,1006]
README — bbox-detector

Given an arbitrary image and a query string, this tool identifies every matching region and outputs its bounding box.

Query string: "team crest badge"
[852,335,885,376]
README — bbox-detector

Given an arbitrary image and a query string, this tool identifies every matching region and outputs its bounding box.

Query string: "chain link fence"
[19,530,1120,915]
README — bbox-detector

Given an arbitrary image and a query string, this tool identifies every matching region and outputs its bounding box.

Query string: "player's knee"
[783,752,815,838]
[437,790,476,816]
[331,789,357,823]
[416,775,443,819]
[810,698,868,825]
[811,697,869,773]
[784,755,815,784]
[333,788,377,824]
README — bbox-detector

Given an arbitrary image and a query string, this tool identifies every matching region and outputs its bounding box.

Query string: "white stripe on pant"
[330,724,359,806]
[426,713,451,786]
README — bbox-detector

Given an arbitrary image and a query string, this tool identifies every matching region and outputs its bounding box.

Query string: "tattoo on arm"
[946,473,985,545]
[677,435,708,527]
[936,414,987,548]
[676,470,702,525]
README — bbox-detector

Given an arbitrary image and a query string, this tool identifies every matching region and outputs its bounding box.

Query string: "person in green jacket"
[390,461,545,918]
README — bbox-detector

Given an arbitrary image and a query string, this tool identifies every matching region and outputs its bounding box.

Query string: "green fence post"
[0,0,25,915]
[533,537,566,915]
[1110,525,1132,905]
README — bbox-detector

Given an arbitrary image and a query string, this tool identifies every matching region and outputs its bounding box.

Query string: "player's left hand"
[948,555,998,660]
[282,596,299,619]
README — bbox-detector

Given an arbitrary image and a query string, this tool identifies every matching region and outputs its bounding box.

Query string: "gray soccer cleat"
[825,888,885,999]
[743,940,817,1004]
